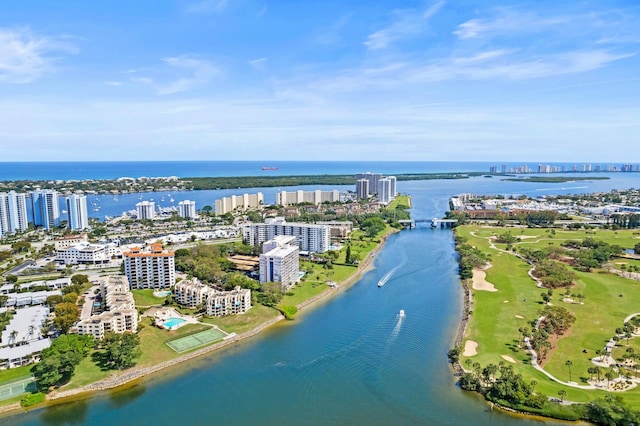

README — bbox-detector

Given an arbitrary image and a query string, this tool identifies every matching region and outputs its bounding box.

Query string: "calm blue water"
[4,164,640,425]
[1,161,636,181]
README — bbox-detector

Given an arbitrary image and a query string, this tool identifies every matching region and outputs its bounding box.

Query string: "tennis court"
[166,327,227,352]
[0,376,36,401]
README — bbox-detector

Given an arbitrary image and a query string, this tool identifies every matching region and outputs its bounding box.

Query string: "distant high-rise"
[214,193,264,216]
[489,166,497,174]
[501,164,507,174]
[136,201,155,220]
[178,200,197,219]
[31,189,60,230]
[276,190,340,206]
[356,179,369,199]
[66,194,89,230]
[355,172,382,195]
[377,177,395,205]
[0,191,29,238]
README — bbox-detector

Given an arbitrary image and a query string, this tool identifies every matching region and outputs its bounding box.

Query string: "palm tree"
[566,360,573,383]
[465,359,472,371]
[605,370,615,388]
[9,330,18,346]
[558,390,567,403]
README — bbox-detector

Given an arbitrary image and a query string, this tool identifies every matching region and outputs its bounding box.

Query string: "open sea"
[3,162,640,425]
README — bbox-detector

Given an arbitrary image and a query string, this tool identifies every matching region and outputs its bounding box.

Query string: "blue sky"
[1,0,639,162]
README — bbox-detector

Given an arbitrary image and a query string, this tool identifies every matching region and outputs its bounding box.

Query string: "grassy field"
[201,304,280,334]
[0,366,32,385]
[131,289,166,306]
[65,354,112,390]
[458,225,640,405]
[280,278,331,307]
[137,322,212,367]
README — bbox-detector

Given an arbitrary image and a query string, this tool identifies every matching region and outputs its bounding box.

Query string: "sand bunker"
[472,269,497,292]
[463,340,478,357]
[515,315,524,319]
[503,300,509,303]
[501,355,517,363]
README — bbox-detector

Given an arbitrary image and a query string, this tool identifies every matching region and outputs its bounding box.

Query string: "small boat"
[262,166,278,170]
[399,309,405,317]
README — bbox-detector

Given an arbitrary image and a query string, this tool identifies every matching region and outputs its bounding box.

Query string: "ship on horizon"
[262,166,278,170]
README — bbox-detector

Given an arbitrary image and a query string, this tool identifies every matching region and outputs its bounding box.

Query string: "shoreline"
[0,229,397,417]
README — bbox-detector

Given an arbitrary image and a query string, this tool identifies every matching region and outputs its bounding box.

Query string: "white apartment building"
[66,193,89,230]
[0,191,28,238]
[377,177,397,205]
[214,192,264,216]
[55,242,119,265]
[175,278,211,308]
[123,243,175,289]
[76,276,138,340]
[54,234,89,250]
[174,278,252,317]
[355,179,369,199]
[243,217,330,253]
[259,235,299,290]
[206,287,251,317]
[31,189,60,230]
[276,190,340,206]
[355,172,382,196]
[136,201,156,220]
[178,200,197,219]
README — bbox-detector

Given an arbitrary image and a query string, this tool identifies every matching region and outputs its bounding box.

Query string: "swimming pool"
[163,317,186,329]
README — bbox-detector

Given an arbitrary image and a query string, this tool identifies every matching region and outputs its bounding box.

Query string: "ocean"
[0,160,634,181]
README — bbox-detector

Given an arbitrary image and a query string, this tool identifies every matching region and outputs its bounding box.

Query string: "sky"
[1,0,639,162]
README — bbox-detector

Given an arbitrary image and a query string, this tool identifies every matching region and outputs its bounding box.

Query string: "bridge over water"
[398,219,458,229]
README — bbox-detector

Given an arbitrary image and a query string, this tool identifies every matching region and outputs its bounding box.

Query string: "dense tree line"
[562,238,624,271]
[610,213,640,229]
[100,332,141,370]
[453,235,490,280]
[529,305,575,361]
[531,260,576,288]
[459,363,545,408]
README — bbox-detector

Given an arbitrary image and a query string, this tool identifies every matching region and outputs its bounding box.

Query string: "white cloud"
[0,27,77,83]
[249,57,267,71]
[364,1,444,50]
[131,55,220,95]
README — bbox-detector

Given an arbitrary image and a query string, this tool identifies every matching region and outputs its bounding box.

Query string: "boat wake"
[378,266,400,287]
[389,313,404,342]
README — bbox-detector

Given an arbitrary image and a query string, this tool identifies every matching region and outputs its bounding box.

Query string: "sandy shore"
[0,229,398,416]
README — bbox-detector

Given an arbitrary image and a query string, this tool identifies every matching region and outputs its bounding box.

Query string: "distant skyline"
[1,1,639,161]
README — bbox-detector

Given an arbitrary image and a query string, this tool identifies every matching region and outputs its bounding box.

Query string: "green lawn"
[201,304,280,334]
[132,289,166,307]
[458,225,640,405]
[137,322,212,366]
[0,366,32,384]
[280,279,331,307]
[65,353,112,390]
